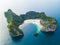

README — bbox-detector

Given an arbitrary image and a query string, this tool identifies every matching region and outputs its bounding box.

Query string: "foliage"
[4,9,56,36]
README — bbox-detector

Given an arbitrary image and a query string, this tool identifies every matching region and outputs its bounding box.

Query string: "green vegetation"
[7,23,23,36]
[5,9,24,37]
[4,9,57,37]
[36,12,56,28]
[42,16,56,28]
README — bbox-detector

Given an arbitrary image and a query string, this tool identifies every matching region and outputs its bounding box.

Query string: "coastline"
[19,19,43,33]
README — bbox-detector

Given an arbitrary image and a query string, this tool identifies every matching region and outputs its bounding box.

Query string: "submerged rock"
[34,33,38,36]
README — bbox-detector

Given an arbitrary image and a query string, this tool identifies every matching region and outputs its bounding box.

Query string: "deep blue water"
[0,13,60,45]
[0,10,60,45]
[1,17,60,45]
[0,11,60,45]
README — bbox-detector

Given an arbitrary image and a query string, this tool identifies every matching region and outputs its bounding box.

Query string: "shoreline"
[19,19,43,33]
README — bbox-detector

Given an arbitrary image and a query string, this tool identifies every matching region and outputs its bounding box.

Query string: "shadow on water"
[41,31,55,37]
[11,35,24,42]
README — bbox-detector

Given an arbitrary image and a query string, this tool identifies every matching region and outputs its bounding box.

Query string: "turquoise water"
[0,9,60,45]
[0,10,60,45]
[0,14,60,45]
[1,19,60,45]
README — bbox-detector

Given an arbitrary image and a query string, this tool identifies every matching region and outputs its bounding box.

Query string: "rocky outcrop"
[4,9,24,37]
[4,9,57,37]
[40,19,57,32]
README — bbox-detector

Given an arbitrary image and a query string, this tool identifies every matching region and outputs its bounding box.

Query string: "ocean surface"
[0,0,60,45]
[0,17,60,45]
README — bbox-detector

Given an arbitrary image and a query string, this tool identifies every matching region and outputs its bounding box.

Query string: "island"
[4,9,57,37]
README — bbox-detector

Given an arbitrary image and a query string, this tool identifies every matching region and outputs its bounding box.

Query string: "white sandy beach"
[19,19,43,33]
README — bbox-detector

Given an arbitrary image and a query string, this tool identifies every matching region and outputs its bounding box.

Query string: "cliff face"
[5,9,47,26]
[4,9,24,26]
[4,9,57,37]
[4,9,24,37]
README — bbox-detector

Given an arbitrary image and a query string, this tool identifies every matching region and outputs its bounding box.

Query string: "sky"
[0,0,60,14]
